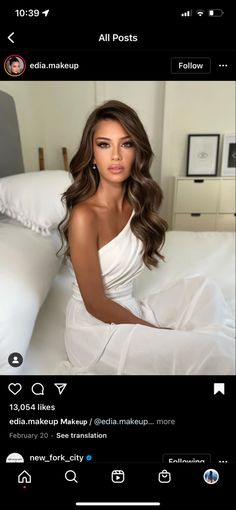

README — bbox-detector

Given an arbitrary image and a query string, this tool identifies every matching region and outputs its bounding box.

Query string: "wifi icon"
[196,9,205,16]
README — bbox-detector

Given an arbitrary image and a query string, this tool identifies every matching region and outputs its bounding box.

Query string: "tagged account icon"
[158,469,171,483]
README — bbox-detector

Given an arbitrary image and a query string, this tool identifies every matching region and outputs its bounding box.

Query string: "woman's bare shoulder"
[69,202,97,235]
[70,202,97,226]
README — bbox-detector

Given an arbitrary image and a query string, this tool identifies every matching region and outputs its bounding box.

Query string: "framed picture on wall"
[221,134,236,176]
[186,134,220,176]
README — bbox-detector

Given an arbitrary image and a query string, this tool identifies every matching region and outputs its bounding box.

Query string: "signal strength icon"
[181,10,192,16]
[196,9,205,16]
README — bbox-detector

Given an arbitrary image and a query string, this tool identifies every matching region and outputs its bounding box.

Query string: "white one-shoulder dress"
[62,214,235,375]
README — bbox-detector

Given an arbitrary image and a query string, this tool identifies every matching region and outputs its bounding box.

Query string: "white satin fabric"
[62,215,235,375]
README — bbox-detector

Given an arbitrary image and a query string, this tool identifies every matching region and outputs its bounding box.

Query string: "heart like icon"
[8,383,22,395]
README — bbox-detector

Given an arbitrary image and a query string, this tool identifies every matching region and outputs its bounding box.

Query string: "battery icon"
[208,9,224,17]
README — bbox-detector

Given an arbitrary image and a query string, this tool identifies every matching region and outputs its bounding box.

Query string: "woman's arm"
[68,205,159,328]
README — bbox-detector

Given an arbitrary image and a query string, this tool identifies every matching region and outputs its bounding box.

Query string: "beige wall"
[1,81,235,226]
[0,81,95,171]
[160,81,235,224]
[30,82,96,169]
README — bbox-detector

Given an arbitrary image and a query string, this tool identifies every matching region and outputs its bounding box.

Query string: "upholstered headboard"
[0,90,24,177]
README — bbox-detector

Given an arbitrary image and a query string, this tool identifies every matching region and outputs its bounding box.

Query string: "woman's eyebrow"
[95,136,131,141]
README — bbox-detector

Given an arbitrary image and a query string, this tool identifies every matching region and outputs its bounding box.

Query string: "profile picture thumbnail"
[4,55,26,77]
[203,468,219,484]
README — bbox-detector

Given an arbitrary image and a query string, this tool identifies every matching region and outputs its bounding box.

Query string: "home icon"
[18,470,31,484]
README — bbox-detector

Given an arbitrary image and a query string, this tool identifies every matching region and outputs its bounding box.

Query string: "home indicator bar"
[75,504,161,507]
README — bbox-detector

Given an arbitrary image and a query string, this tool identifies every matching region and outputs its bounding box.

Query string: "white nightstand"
[172,177,235,231]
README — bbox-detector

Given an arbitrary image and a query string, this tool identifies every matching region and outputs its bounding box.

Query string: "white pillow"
[0,170,72,235]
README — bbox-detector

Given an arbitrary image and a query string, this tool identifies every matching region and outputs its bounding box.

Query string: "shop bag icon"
[158,469,171,483]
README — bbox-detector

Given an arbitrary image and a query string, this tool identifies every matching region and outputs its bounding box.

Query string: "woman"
[8,57,21,75]
[58,100,234,375]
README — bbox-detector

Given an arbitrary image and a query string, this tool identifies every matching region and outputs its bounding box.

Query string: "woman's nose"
[111,146,121,160]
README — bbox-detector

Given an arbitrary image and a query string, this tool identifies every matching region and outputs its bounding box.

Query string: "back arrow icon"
[8,32,15,43]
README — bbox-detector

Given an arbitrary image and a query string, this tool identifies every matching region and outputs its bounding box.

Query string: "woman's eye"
[122,141,134,148]
[96,141,134,148]
[97,142,109,148]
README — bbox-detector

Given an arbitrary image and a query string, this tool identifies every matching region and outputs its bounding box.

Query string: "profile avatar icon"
[6,452,24,463]
[8,352,23,367]
[203,468,219,484]
[4,55,26,77]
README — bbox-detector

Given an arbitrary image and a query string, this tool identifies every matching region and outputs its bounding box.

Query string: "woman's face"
[92,119,136,184]
[10,61,20,74]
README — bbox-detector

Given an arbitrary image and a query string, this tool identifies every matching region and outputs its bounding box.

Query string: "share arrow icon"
[54,383,67,395]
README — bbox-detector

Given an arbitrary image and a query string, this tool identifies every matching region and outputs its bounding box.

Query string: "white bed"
[0,92,72,374]
[21,229,235,375]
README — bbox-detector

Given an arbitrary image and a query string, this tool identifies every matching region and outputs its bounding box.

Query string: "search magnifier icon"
[65,470,78,483]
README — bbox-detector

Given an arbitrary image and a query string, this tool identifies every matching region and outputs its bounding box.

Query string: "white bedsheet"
[22,230,235,375]
[135,231,235,312]
[22,262,73,374]
[0,219,61,374]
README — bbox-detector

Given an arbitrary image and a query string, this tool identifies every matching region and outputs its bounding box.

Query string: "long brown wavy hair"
[58,100,168,268]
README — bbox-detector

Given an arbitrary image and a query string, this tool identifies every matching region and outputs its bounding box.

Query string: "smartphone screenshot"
[0,6,235,508]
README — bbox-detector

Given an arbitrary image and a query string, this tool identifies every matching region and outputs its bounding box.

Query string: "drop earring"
[92,164,97,170]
